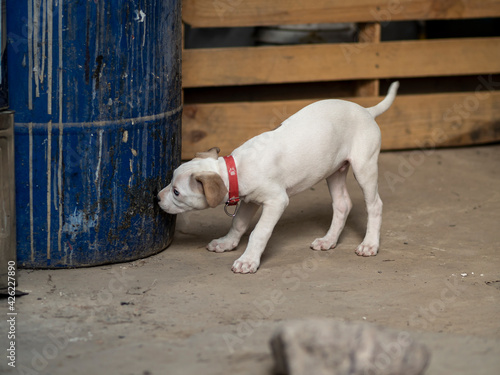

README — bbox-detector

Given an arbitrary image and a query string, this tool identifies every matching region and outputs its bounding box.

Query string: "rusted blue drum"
[7,0,181,267]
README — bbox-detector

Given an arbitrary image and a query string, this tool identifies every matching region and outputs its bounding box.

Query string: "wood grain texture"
[182,91,500,159]
[183,38,500,88]
[356,23,381,97]
[183,0,500,27]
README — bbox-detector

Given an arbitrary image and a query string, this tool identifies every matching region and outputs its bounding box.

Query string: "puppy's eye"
[173,189,180,197]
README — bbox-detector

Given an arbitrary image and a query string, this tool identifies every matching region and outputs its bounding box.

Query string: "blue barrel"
[7,0,181,268]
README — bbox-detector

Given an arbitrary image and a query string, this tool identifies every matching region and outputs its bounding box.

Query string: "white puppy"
[158,82,399,273]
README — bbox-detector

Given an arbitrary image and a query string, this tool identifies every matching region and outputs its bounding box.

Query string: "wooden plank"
[183,37,500,88]
[183,0,500,28]
[182,91,500,159]
[356,23,381,97]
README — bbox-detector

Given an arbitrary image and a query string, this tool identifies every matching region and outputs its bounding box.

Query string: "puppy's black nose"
[153,187,161,202]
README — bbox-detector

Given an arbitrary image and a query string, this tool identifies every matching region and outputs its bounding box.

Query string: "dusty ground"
[2,145,500,375]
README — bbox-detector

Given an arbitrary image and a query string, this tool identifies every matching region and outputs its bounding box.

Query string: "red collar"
[223,155,239,206]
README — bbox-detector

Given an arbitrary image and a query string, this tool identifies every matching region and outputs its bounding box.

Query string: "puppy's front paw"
[207,238,238,253]
[311,237,337,251]
[355,242,379,257]
[232,257,259,274]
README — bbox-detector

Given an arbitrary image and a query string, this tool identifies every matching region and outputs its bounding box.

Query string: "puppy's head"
[157,147,228,214]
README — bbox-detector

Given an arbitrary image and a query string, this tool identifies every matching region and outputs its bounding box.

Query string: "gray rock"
[270,319,430,375]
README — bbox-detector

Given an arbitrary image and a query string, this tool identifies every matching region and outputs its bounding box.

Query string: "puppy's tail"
[367,81,399,118]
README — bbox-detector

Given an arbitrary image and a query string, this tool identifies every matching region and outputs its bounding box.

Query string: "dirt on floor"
[2,145,500,375]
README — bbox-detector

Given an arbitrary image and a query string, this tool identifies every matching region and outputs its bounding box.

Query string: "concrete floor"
[2,145,500,375]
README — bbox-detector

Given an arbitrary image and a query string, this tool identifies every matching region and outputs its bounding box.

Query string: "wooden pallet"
[182,0,500,159]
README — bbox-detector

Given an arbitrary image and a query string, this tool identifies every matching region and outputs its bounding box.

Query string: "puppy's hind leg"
[311,163,352,251]
[351,158,383,257]
[207,201,259,253]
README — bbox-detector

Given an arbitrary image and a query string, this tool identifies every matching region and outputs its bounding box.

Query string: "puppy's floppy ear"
[192,172,228,208]
[195,147,220,160]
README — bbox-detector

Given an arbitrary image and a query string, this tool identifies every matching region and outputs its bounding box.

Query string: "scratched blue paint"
[7,0,181,267]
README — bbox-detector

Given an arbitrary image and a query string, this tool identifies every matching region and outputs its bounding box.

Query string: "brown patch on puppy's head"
[195,147,220,160]
[193,171,227,208]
